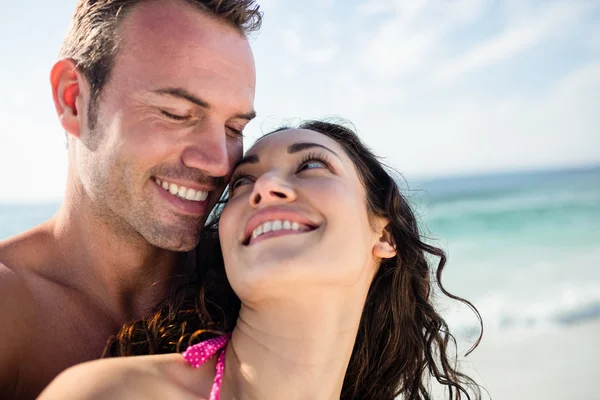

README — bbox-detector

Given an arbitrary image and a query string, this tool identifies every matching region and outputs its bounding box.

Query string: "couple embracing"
[0,1,481,399]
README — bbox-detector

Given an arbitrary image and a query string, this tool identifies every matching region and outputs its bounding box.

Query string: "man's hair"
[59,0,262,128]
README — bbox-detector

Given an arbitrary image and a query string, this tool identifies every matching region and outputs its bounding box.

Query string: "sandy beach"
[456,320,600,400]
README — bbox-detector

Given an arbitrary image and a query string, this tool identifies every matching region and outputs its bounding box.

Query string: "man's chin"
[153,238,200,252]
[143,226,202,252]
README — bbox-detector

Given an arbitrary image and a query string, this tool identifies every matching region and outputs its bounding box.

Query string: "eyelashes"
[160,110,244,138]
[229,171,253,191]
[298,152,332,171]
[228,151,334,194]
[160,110,191,122]
[227,127,244,138]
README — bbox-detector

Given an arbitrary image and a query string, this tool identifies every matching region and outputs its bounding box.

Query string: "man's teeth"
[154,178,208,202]
[252,220,301,239]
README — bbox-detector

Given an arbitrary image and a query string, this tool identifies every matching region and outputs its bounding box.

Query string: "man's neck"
[46,190,187,324]
[222,288,369,400]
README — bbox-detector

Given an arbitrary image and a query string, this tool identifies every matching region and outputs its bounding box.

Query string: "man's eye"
[226,126,244,138]
[160,110,191,122]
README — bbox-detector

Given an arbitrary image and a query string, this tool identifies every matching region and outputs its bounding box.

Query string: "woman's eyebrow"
[233,154,259,170]
[287,142,339,158]
[233,142,339,172]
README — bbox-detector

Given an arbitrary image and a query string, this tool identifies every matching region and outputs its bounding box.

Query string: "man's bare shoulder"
[0,229,50,308]
[0,223,54,274]
[0,261,36,333]
[0,262,36,397]
[0,257,35,300]
[0,227,51,397]
[0,232,39,312]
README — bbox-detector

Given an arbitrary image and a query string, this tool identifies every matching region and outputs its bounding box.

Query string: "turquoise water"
[409,166,600,338]
[1,166,599,338]
[0,203,61,239]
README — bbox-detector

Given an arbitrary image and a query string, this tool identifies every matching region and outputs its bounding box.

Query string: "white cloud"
[553,60,600,94]
[317,21,342,39]
[305,46,337,64]
[1,0,598,202]
[0,113,67,202]
[356,0,394,17]
[439,0,488,23]
[364,61,600,178]
[361,24,440,78]
[358,0,488,79]
[586,24,600,51]
[432,2,587,83]
[281,28,303,53]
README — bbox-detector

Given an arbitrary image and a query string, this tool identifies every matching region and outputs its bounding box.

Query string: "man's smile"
[154,177,209,202]
[152,177,213,216]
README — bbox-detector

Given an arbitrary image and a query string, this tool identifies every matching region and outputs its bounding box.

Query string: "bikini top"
[182,334,230,400]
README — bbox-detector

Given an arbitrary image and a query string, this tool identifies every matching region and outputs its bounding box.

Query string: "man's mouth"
[153,178,209,202]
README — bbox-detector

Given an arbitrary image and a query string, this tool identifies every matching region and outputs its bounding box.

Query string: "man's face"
[76,0,256,251]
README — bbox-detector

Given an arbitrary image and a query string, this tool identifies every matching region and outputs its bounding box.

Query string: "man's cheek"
[229,139,244,166]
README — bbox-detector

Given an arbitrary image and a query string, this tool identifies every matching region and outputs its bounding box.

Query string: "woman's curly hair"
[105,120,483,400]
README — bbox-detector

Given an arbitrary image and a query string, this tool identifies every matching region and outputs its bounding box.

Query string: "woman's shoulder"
[38,353,215,400]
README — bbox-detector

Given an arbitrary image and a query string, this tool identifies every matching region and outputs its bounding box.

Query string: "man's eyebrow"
[234,110,257,121]
[153,87,257,121]
[288,142,339,157]
[153,87,210,108]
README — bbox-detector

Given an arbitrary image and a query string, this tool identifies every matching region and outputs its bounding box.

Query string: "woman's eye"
[298,160,327,172]
[230,175,253,191]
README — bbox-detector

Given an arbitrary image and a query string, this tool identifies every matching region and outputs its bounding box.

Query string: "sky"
[0,0,598,202]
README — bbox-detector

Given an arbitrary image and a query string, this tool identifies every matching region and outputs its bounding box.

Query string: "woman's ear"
[50,58,84,138]
[373,219,396,259]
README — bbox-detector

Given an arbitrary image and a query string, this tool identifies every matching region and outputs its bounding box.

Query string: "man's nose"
[180,121,237,178]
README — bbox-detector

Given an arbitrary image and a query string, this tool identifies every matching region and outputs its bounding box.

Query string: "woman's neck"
[221,288,369,400]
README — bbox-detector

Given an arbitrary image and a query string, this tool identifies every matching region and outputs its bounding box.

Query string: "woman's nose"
[249,173,296,207]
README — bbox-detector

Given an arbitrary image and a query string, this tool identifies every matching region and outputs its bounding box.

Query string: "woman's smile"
[242,206,319,246]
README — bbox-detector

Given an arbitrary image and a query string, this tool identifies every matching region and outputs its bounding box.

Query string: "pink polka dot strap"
[182,334,230,400]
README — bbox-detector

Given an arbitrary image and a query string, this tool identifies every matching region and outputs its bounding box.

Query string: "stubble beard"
[101,161,206,252]
[83,124,205,253]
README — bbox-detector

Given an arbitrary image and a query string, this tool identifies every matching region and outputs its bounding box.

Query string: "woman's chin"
[224,233,369,304]
[229,258,311,297]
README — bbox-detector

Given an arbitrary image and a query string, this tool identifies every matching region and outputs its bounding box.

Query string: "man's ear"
[50,58,84,138]
[373,219,396,259]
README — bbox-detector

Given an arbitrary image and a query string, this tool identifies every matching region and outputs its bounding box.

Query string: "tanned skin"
[0,1,256,398]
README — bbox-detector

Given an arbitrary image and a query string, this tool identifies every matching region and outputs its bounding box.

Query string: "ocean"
[1,166,599,344]
[408,166,600,345]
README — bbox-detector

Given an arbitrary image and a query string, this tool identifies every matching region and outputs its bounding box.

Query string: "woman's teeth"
[252,220,302,240]
[154,178,208,202]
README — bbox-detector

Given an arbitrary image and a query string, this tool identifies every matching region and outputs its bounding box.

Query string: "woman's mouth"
[244,219,316,246]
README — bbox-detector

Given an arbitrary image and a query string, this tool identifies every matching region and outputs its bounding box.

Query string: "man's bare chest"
[15,299,119,399]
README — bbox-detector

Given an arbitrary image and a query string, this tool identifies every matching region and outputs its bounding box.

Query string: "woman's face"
[219,129,388,302]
